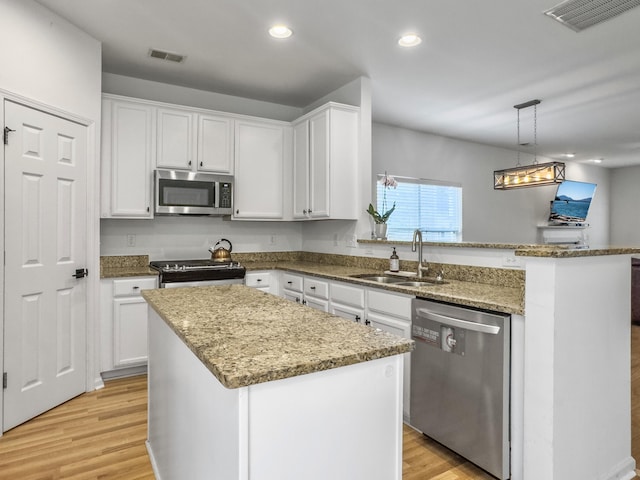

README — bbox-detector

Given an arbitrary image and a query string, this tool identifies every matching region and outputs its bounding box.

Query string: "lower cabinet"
[100,276,157,375]
[245,271,277,294]
[281,272,328,311]
[277,271,412,419]
[367,289,412,420]
[330,281,366,324]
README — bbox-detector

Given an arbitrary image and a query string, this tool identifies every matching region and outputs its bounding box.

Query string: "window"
[376,175,462,242]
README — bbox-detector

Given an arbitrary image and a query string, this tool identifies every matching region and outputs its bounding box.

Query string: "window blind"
[376,177,462,242]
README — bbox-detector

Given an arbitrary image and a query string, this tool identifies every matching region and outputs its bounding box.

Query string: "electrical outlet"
[502,256,521,268]
[269,235,277,245]
[333,234,339,246]
[346,234,358,248]
[126,234,136,247]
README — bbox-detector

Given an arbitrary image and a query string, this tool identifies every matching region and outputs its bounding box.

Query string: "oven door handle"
[416,309,501,335]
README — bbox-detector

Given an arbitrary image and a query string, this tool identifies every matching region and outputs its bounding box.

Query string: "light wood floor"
[3,328,640,480]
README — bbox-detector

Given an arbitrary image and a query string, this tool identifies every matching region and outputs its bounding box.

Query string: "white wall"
[371,122,611,247]
[611,165,640,246]
[103,73,302,121]
[0,0,101,121]
[100,217,303,260]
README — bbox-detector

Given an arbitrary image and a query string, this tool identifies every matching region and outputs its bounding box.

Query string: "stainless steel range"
[149,259,246,288]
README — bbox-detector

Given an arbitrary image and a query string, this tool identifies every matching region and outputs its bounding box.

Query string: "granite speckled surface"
[239,254,525,315]
[100,255,157,278]
[358,239,640,258]
[142,285,414,389]
[515,246,640,257]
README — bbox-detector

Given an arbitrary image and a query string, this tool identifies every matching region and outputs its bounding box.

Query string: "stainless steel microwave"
[154,169,233,216]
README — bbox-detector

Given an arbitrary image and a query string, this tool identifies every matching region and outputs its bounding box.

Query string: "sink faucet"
[412,229,429,278]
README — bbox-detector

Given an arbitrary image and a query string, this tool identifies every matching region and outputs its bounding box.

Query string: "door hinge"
[4,126,15,145]
[3,372,7,389]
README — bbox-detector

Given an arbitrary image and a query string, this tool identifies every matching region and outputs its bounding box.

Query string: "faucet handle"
[435,269,444,282]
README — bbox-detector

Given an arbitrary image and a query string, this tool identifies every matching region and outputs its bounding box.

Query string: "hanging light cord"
[533,102,538,165]
[516,108,521,167]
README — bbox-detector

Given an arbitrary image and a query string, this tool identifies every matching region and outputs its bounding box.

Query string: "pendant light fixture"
[494,99,565,190]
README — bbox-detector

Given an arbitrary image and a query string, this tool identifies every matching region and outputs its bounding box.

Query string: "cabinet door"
[108,100,154,217]
[368,311,411,419]
[292,120,310,219]
[113,297,148,367]
[198,114,233,173]
[233,120,285,219]
[330,303,365,324]
[157,108,194,170]
[308,110,330,218]
[305,296,329,312]
[283,290,303,304]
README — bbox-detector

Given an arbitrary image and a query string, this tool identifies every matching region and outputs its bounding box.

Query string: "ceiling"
[35,0,640,168]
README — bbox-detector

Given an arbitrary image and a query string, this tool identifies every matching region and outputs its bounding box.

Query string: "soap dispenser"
[390,247,400,272]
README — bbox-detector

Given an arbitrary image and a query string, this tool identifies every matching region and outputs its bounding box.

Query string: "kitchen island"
[142,285,413,480]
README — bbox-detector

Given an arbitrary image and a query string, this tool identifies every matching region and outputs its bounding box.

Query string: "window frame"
[375,174,463,242]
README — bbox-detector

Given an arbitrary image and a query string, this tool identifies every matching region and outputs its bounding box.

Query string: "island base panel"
[146,308,404,480]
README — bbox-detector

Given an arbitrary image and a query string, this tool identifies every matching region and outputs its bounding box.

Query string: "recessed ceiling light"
[398,33,422,47]
[563,153,576,158]
[589,158,603,164]
[269,24,293,39]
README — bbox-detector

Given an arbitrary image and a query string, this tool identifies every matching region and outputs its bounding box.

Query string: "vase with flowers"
[368,172,398,239]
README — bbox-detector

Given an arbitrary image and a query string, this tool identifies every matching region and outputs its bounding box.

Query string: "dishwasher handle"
[416,309,501,335]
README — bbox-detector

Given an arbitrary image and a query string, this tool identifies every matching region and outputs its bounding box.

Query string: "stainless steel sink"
[350,274,446,286]
[349,274,406,284]
[395,280,446,287]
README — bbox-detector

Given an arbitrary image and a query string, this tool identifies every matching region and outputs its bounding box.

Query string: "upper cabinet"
[101,95,359,222]
[156,107,234,174]
[233,119,288,220]
[292,103,359,220]
[101,96,155,218]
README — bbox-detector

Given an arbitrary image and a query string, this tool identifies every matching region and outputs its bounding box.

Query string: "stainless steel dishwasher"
[409,298,511,480]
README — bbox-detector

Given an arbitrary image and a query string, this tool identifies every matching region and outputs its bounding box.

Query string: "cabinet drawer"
[367,289,411,319]
[304,278,329,300]
[330,282,365,308]
[113,277,157,297]
[245,272,272,288]
[282,273,303,292]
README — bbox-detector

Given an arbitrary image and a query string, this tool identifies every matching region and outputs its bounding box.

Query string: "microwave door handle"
[416,309,501,335]
[214,181,220,208]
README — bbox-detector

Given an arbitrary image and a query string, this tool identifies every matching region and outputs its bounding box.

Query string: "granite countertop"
[243,261,524,315]
[142,285,414,389]
[100,255,158,278]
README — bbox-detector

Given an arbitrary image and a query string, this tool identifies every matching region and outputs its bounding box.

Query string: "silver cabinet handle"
[416,309,501,335]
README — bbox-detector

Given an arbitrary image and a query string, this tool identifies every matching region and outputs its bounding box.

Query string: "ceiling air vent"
[148,48,186,63]
[544,0,640,31]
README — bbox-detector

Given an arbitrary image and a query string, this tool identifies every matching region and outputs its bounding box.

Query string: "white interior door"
[3,100,87,431]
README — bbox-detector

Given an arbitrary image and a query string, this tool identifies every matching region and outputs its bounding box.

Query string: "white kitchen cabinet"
[100,276,157,375]
[330,281,366,323]
[303,277,329,312]
[198,113,234,173]
[281,272,304,303]
[366,288,412,420]
[156,107,234,174]
[156,107,194,170]
[292,103,359,220]
[281,273,328,311]
[101,96,154,218]
[245,271,276,294]
[233,119,287,220]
